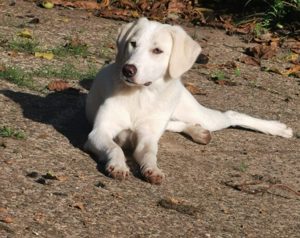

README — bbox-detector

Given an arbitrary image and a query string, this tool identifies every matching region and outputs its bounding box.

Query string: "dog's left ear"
[168,26,202,79]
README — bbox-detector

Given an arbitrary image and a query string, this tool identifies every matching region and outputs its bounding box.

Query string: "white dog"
[85,18,293,184]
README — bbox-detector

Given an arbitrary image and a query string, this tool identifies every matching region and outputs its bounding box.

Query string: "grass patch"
[0,66,34,87]
[0,126,26,139]
[8,38,39,54]
[51,44,89,57]
[51,38,90,57]
[34,64,98,80]
[211,70,226,81]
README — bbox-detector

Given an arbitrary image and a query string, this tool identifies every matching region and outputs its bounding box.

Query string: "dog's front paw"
[142,167,165,185]
[106,160,130,180]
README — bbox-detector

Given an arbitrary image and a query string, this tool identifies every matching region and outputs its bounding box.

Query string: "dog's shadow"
[1,83,142,178]
[1,88,89,149]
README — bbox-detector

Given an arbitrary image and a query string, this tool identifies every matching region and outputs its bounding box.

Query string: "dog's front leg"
[133,130,164,185]
[86,128,129,180]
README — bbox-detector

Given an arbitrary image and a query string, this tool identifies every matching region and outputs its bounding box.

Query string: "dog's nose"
[122,64,137,78]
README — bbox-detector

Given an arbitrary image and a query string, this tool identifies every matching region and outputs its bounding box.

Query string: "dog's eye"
[152,48,163,54]
[130,41,137,48]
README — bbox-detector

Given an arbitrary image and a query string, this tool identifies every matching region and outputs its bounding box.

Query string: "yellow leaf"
[17,29,32,39]
[285,53,299,63]
[131,10,139,18]
[42,1,54,9]
[35,52,54,60]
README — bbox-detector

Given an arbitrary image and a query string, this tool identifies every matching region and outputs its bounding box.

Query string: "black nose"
[122,64,137,78]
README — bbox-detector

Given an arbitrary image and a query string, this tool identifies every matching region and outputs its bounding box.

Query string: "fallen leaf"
[281,65,300,76]
[184,82,204,95]
[47,80,71,91]
[0,208,8,213]
[42,1,54,9]
[56,175,68,181]
[35,52,54,60]
[137,0,149,11]
[223,61,237,69]
[158,197,198,216]
[0,216,14,224]
[73,202,84,210]
[283,38,300,54]
[285,53,299,64]
[17,29,32,38]
[239,56,261,66]
[167,0,186,14]
[51,0,101,10]
[119,0,136,9]
[8,51,18,57]
[253,33,273,43]
[131,10,139,18]
[245,43,278,60]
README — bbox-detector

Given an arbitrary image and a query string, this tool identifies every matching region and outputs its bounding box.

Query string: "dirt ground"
[0,1,300,238]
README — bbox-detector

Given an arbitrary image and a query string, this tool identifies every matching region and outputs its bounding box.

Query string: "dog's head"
[116,18,201,87]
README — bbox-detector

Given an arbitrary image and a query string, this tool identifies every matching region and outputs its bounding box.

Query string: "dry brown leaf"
[151,1,162,11]
[137,0,149,11]
[73,202,85,210]
[283,38,300,54]
[51,0,101,10]
[245,43,278,60]
[239,56,261,66]
[47,80,70,91]
[0,207,8,213]
[56,175,68,181]
[184,82,204,95]
[119,0,136,9]
[0,216,14,224]
[223,61,237,69]
[167,0,186,13]
[235,21,256,35]
[281,64,300,76]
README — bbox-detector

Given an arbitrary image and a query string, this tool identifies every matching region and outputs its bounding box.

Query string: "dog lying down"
[85,18,293,184]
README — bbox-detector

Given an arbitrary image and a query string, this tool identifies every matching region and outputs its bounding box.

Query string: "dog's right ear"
[116,18,148,63]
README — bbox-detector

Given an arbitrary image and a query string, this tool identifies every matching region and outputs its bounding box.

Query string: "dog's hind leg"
[171,86,293,138]
[166,121,211,144]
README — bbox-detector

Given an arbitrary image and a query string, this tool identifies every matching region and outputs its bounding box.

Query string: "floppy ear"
[168,26,202,78]
[116,18,148,63]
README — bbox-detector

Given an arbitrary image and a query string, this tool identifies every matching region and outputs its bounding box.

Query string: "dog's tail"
[173,88,293,138]
[220,110,293,138]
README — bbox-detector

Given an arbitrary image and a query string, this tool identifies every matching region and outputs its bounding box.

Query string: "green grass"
[0,63,97,89]
[8,38,39,54]
[0,126,26,139]
[34,64,98,80]
[0,66,34,87]
[51,44,89,57]
[211,70,226,81]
